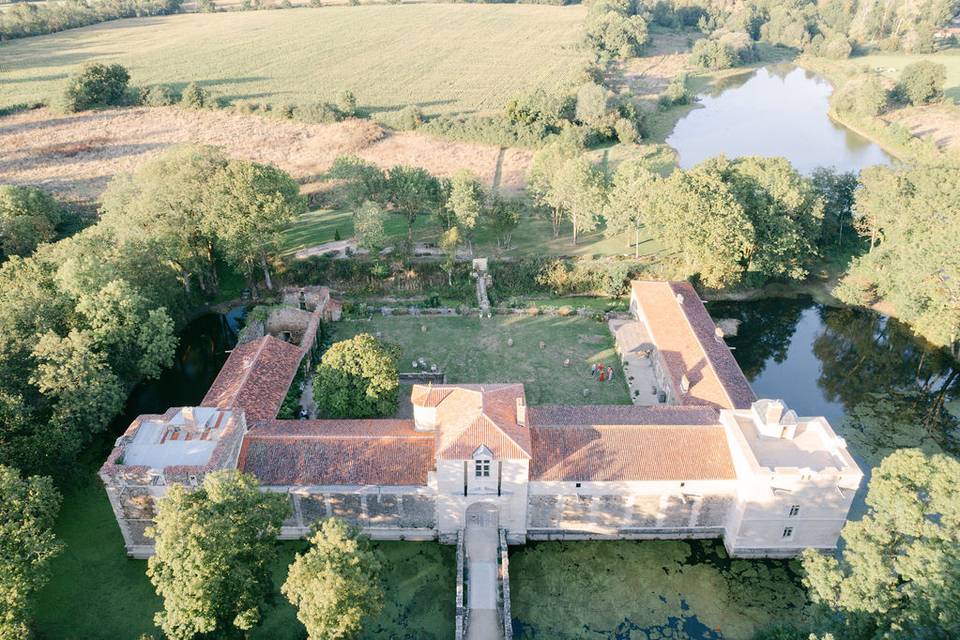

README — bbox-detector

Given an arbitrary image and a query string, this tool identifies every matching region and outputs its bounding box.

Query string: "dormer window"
[475,459,491,477]
[788,504,800,517]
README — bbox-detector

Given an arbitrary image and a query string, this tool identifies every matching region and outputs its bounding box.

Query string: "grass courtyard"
[34,478,455,640]
[510,540,809,640]
[334,315,632,406]
[0,4,587,115]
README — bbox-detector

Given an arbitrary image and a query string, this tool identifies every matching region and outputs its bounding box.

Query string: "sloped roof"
[631,281,755,410]
[201,335,305,423]
[413,384,533,460]
[238,419,434,486]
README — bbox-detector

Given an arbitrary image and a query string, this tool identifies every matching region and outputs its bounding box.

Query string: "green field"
[510,540,808,639]
[334,315,632,406]
[0,4,587,114]
[34,478,455,640]
[810,49,960,101]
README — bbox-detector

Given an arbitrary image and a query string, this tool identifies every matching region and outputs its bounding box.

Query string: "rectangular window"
[788,504,800,517]
[475,460,490,478]
[782,527,794,540]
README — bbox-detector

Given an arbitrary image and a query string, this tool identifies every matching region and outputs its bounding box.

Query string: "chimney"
[765,401,784,425]
[676,293,684,305]
[680,374,690,394]
[516,396,526,426]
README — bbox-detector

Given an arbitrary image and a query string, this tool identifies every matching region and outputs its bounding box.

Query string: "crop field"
[0,4,587,115]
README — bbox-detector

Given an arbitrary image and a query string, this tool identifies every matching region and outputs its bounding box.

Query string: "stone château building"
[100,281,862,559]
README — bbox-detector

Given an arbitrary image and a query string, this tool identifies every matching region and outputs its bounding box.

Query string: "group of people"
[590,363,615,382]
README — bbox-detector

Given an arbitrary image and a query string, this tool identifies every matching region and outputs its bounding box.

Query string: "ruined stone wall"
[279,488,436,539]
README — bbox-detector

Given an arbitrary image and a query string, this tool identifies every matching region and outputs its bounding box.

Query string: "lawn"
[281,207,663,259]
[510,539,809,640]
[0,4,588,115]
[34,478,455,640]
[334,315,632,406]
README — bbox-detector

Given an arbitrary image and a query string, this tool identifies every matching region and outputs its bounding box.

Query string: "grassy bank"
[34,477,455,639]
[0,4,587,116]
[334,315,632,406]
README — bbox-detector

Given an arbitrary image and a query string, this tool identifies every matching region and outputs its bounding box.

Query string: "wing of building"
[101,282,862,559]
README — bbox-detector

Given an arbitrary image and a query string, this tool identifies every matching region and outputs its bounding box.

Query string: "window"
[788,504,800,517]
[782,527,794,540]
[475,459,490,478]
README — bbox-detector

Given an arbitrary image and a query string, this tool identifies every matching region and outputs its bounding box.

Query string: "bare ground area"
[885,103,960,152]
[608,30,694,108]
[0,106,533,204]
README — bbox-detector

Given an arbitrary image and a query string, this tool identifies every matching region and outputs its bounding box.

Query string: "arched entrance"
[466,501,499,529]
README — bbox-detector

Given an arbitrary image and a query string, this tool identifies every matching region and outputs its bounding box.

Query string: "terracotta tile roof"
[529,404,721,427]
[238,419,434,486]
[201,335,305,422]
[631,281,755,410]
[530,423,736,481]
[412,384,533,460]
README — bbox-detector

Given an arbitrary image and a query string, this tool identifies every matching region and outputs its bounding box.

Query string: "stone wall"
[527,493,734,533]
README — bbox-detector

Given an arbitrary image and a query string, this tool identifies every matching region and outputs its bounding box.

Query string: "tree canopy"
[314,333,400,418]
[0,186,63,259]
[282,518,384,640]
[802,449,960,639]
[0,465,62,640]
[147,470,290,640]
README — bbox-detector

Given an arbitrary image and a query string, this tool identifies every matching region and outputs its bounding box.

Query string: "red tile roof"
[631,281,755,410]
[201,335,305,422]
[529,404,721,427]
[238,419,434,486]
[413,384,533,460]
[530,423,736,481]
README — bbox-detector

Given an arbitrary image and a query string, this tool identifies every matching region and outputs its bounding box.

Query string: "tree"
[575,82,609,126]
[282,518,384,640]
[314,334,399,418]
[439,225,461,286]
[147,470,290,640]
[58,62,130,112]
[529,137,581,238]
[605,160,657,258]
[584,6,648,59]
[99,144,228,295]
[488,196,520,250]
[810,167,857,247]
[830,76,889,117]
[353,200,386,254]
[203,159,306,293]
[385,166,441,245]
[446,170,484,254]
[898,61,946,106]
[645,168,753,288]
[0,465,62,640]
[802,449,960,639]
[336,89,358,117]
[327,156,388,209]
[0,185,63,259]
[549,157,606,246]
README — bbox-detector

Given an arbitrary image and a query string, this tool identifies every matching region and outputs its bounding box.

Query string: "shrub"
[897,61,946,106]
[690,32,754,70]
[139,84,178,107]
[396,105,425,130]
[57,63,130,113]
[197,0,216,11]
[822,34,853,59]
[336,90,358,117]
[614,117,638,144]
[659,73,690,107]
[293,101,343,123]
[830,76,889,117]
[180,82,212,109]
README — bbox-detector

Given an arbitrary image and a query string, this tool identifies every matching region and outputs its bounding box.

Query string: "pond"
[510,298,959,639]
[666,64,894,173]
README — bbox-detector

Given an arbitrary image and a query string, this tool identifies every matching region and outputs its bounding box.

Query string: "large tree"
[0,185,63,259]
[282,518,384,640]
[802,449,960,639]
[385,166,441,245]
[446,170,485,255]
[528,136,582,238]
[203,159,306,293]
[314,334,399,419]
[0,465,62,640]
[147,470,290,640]
[605,160,657,257]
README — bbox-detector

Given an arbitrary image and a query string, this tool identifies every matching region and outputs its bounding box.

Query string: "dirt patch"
[609,31,694,109]
[885,103,960,152]
[0,106,533,204]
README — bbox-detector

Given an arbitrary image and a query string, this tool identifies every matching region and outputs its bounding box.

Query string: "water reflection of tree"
[709,299,806,380]
[813,306,959,464]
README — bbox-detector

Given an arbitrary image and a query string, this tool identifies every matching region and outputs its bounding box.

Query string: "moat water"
[666,64,894,173]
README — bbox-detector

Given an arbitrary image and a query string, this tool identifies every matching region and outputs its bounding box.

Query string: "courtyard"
[333,314,633,406]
